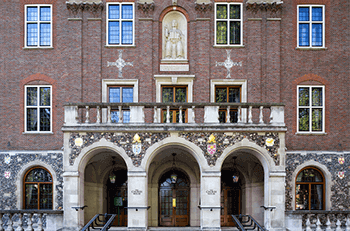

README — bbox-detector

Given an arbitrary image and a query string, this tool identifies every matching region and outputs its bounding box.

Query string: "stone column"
[128,171,148,231]
[62,171,82,230]
[200,171,221,230]
[266,171,286,231]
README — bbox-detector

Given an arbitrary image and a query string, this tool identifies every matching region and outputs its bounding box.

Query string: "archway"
[84,150,127,226]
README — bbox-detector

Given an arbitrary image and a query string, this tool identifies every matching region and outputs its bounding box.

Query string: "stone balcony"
[63,102,286,133]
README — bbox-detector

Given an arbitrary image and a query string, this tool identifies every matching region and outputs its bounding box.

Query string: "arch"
[71,138,133,173]
[292,73,328,86]
[291,160,332,210]
[141,136,208,173]
[159,6,190,22]
[15,161,58,209]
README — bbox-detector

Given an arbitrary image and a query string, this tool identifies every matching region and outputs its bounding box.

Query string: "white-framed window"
[106,2,135,46]
[214,3,243,46]
[25,85,52,132]
[297,85,325,133]
[297,5,325,48]
[25,5,52,47]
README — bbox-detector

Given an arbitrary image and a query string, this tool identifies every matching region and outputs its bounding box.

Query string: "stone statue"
[164,19,184,59]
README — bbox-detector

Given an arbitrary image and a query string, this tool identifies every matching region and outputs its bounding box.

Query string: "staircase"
[231,215,265,231]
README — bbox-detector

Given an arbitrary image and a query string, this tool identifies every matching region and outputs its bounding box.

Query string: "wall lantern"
[170,153,177,184]
[232,156,239,183]
[109,157,117,184]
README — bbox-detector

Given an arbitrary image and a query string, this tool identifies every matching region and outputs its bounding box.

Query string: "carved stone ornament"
[4,171,11,179]
[339,157,345,165]
[206,189,217,195]
[195,2,213,13]
[131,189,143,195]
[107,50,134,78]
[66,2,104,13]
[338,171,345,179]
[246,2,282,13]
[137,2,155,14]
[4,156,11,164]
[216,50,242,78]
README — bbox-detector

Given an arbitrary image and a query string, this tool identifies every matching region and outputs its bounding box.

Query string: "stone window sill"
[23,47,54,50]
[295,47,327,50]
[213,45,245,48]
[22,132,54,135]
[105,45,136,48]
[295,132,327,135]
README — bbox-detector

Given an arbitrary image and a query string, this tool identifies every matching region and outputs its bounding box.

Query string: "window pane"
[27,23,38,46]
[312,109,323,131]
[111,111,119,123]
[162,110,173,123]
[312,88,322,106]
[40,87,51,106]
[299,108,310,131]
[311,184,323,210]
[27,108,38,131]
[25,168,52,182]
[40,6,51,21]
[219,111,226,123]
[217,5,227,19]
[228,87,240,102]
[229,110,238,123]
[230,5,240,19]
[122,87,133,103]
[40,184,53,209]
[175,88,186,103]
[40,23,51,46]
[298,87,309,106]
[162,87,173,103]
[25,184,38,209]
[109,5,120,19]
[312,7,322,21]
[299,7,309,21]
[295,184,309,210]
[175,110,186,123]
[123,111,130,123]
[40,108,50,131]
[229,21,240,45]
[109,87,121,103]
[121,21,133,44]
[27,87,38,106]
[297,168,323,182]
[122,4,133,19]
[216,88,227,103]
[312,24,322,46]
[299,24,309,46]
[109,21,120,44]
[27,6,38,21]
[216,21,227,44]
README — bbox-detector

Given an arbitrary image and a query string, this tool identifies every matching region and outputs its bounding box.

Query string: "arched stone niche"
[162,11,187,62]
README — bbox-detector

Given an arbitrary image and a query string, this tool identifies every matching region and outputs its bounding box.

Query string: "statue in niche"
[164,19,184,60]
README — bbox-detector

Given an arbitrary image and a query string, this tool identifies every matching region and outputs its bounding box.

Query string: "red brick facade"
[0,0,349,151]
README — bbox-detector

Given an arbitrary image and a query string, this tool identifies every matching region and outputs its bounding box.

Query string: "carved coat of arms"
[4,156,11,164]
[4,171,11,179]
[132,134,142,155]
[338,171,345,179]
[339,157,345,165]
[207,134,216,156]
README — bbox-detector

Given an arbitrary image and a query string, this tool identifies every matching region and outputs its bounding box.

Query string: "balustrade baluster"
[259,106,264,124]
[75,106,79,123]
[153,106,158,123]
[85,106,90,123]
[325,215,332,231]
[345,214,350,231]
[248,106,253,124]
[96,106,100,124]
[107,106,111,123]
[35,214,42,231]
[191,106,195,122]
[179,106,183,123]
[305,216,312,231]
[6,213,13,231]
[118,106,123,123]
[26,213,33,231]
[226,106,230,123]
[0,213,3,231]
[15,213,23,231]
[237,106,242,123]
[336,217,342,231]
[166,106,170,123]
[315,216,322,231]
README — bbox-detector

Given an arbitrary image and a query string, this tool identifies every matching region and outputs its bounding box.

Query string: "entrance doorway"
[159,170,190,227]
[221,169,241,226]
[107,170,127,226]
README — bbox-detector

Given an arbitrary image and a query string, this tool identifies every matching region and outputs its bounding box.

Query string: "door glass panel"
[296,184,309,210]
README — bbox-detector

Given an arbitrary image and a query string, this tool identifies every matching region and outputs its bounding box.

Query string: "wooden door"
[221,188,240,226]
[107,171,127,227]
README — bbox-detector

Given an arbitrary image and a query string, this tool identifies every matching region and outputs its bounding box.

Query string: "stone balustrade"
[286,211,350,231]
[0,210,63,231]
[63,102,285,131]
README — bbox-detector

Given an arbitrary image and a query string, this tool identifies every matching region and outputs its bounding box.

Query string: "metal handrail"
[81,214,99,231]
[81,213,117,231]
[101,214,117,231]
[231,215,246,231]
[231,214,266,231]
[247,215,265,231]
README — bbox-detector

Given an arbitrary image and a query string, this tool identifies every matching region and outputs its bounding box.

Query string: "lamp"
[170,153,177,184]
[109,157,116,184]
[232,156,239,183]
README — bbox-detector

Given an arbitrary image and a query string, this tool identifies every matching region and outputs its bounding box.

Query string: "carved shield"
[132,143,142,155]
[4,171,11,179]
[339,157,345,165]
[207,144,216,156]
[4,156,10,164]
[338,172,345,179]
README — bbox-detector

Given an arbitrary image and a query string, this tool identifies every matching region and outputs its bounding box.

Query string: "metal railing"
[81,213,116,231]
[231,214,265,231]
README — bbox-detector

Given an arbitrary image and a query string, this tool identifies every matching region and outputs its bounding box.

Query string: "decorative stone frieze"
[0,152,63,210]
[137,2,155,14]
[285,152,350,211]
[195,2,213,13]
[69,132,170,166]
[246,2,283,13]
[179,132,280,166]
[66,2,104,13]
